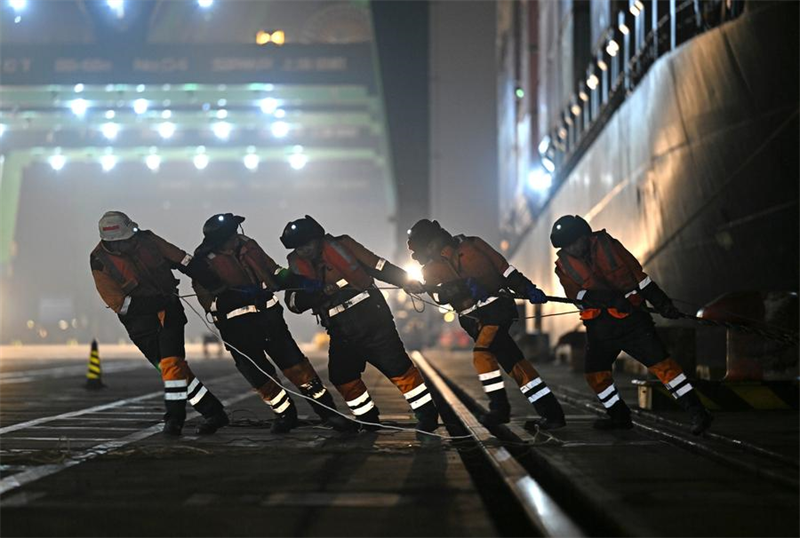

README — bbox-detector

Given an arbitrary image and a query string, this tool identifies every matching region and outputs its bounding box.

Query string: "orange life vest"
[288,234,373,290]
[556,231,644,320]
[90,231,178,296]
[205,236,278,290]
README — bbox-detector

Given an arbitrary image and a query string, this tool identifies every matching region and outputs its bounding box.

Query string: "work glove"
[638,281,682,319]
[525,283,548,304]
[465,277,489,302]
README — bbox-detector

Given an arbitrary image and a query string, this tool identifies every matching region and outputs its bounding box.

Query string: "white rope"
[179,296,472,440]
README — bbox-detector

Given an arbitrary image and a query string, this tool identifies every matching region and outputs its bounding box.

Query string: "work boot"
[163,419,183,436]
[525,392,566,431]
[593,400,633,430]
[195,411,229,435]
[479,390,511,427]
[271,403,299,434]
[300,380,357,432]
[677,390,713,435]
[356,406,382,432]
[414,403,440,433]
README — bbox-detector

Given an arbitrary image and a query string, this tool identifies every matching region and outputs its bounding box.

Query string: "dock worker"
[550,215,712,434]
[90,211,229,436]
[192,213,352,433]
[279,215,440,433]
[407,219,566,431]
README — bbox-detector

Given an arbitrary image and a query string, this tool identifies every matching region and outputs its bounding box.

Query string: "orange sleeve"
[337,235,382,270]
[555,265,583,301]
[469,237,510,274]
[92,269,126,313]
[147,231,190,267]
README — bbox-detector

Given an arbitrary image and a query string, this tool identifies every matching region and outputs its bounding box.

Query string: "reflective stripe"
[520,378,543,392]
[165,392,187,400]
[528,386,551,402]
[409,393,433,409]
[403,383,428,400]
[674,384,693,398]
[225,305,259,319]
[210,298,218,312]
[639,276,652,289]
[502,265,516,278]
[207,253,216,260]
[189,386,208,406]
[458,295,499,316]
[375,258,386,271]
[484,381,505,393]
[478,370,502,381]
[336,278,348,288]
[273,399,292,414]
[164,380,188,388]
[558,254,585,285]
[267,390,288,406]
[625,289,638,298]
[667,373,687,389]
[119,295,132,315]
[273,267,283,275]
[602,394,620,408]
[288,292,297,312]
[180,254,192,267]
[187,378,200,393]
[576,290,587,301]
[597,384,616,400]
[328,291,370,317]
[346,391,371,407]
[351,400,375,416]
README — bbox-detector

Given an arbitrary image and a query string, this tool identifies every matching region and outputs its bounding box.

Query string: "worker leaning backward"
[551,215,712,434]
[407,219,566,431]
[191,213,353,434]
[279,215,440,433]
[90,211,229,436]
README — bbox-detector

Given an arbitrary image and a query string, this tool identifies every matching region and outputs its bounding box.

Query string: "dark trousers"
[216,305,306,390]
[584,310,669,373]
[122,302,223,423]
[326,292,413,386]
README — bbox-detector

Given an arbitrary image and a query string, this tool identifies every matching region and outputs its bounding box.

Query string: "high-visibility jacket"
[90,230,190,314]
[193,234,282,312]
[555,230,651,320]
[422,235,514,312]
[288,234,378,291]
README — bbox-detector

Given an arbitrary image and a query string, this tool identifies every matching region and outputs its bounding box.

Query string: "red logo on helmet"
[102,225,121,231]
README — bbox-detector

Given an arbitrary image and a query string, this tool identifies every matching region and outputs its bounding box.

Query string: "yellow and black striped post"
[85,339,105,390]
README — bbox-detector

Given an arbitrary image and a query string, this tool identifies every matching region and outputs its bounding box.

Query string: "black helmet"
[407,219,451,263]
[197,213,245,253]
[280,215,326,249]
[550,215,592,248]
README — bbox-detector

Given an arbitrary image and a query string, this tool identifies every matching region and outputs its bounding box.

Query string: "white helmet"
[98,211,139,241]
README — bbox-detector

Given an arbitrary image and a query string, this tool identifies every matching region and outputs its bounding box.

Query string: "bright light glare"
[260,98,278,114]
[542,157,556,173]
[212,122,232,140]
[243,154,260,171]
[9,0,27,11]
[538,136,550,155]
[133,99,148,115]
[74,83,85,93]
[403,263,424,283]
[145,154,161,171]
[193,153,209,170]
[215,109,228,119]
[158,122,176,139]
[527,168,552,192]
[105,110,116,119]
[0,125,6,137]
[101,122,120,140]
[70,99,89,116]
[288,153,307,170]
[161,109,172,119]
[49,154,66,171]
[100,154,117,172]
[274,109,286,118]
[271,121,289,138]
[198,0,213,7]
[587,74,599,90]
